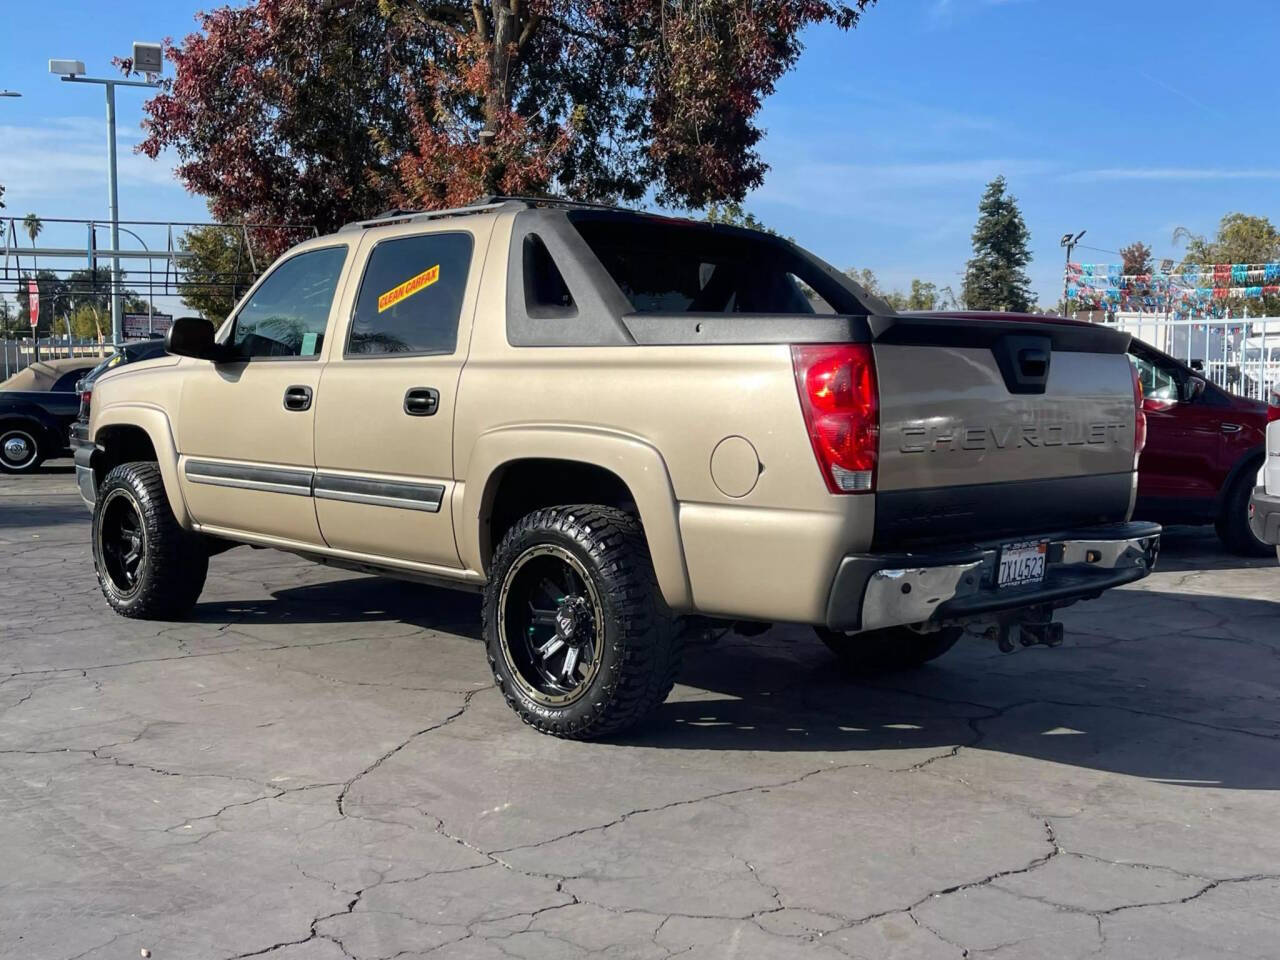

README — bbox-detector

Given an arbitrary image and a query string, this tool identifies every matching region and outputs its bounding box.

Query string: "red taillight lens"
[791,343,879,494]
[1131,364,1147,467]
[1268,404,1280,423]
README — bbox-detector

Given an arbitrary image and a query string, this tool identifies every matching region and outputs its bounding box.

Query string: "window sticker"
[377,264,440,313]
[301,331,318,356]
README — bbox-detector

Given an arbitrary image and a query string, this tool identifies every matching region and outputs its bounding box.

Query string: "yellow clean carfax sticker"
[377,264,440,312]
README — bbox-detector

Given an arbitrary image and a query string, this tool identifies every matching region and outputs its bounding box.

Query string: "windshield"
[81,342,166,387]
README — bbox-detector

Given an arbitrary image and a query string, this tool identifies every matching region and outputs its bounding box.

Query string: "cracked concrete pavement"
[3,465,1280,959]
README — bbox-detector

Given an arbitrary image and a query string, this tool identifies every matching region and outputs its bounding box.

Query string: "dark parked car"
[0,358,98,473]
[1128,337,1275,555]
[68,339,169,453]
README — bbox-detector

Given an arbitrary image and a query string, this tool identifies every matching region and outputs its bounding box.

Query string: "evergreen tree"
[962,176,1034,312]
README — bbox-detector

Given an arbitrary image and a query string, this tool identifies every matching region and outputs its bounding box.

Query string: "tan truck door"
[176,242,353,547]
[311,218,492,569]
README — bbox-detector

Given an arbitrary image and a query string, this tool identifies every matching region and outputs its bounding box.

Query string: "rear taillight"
[79,389,92,418]
[1130,364,1147,467]
[791,343,879,494]
[1268,404,1280,424]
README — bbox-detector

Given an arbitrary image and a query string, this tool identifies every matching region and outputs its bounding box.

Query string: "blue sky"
[2,0,1277,308]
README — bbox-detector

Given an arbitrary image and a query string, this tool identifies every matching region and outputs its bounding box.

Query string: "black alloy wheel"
[92,461,209,619]
[498,543,604,706]
[483,505,681,739]
[97,486,148,599]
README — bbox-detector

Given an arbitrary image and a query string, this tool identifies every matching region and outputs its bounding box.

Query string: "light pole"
[91,223,155,335]
[1060,230,1086,317]
[50,46,162,347]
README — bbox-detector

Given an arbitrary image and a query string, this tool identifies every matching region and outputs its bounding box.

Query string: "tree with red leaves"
[137,0,876,248]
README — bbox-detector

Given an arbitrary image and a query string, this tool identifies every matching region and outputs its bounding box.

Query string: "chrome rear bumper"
[826,522,1161,632]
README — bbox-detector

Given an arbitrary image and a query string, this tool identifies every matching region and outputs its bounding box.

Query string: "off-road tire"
[93,461,209,619]
[1215,466,1271,557]
[0,423,43,473]
[815,625,963,675]
[483,505,680,739]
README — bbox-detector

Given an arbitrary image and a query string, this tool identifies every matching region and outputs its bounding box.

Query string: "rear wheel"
[1216,467,1271,557]
[0,425,42,473]
[816,625,963,674]
[483,505,680,739]
[93,461,209,619]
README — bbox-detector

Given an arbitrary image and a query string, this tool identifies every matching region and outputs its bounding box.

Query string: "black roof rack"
[337,195,638,233]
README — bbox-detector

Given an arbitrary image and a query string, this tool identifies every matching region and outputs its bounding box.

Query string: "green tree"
[0,297,20,336]
[1174,214,1280,315]
[15,269,67,336]
[843,269,953,312]
[23,213,42,274]
[962,175,1034,312]
[1175,214,1280,266]
[67,304,106,339]
[904,279,940,311]
[703,201,788,237]
[178,224,263,321]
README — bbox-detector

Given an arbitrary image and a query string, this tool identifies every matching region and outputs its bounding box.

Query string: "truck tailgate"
[871,315,1137,548]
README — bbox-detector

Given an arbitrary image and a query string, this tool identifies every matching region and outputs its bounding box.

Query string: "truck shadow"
[627,590,1280,790]
[189,573,485,640]
[187,563,1280,789]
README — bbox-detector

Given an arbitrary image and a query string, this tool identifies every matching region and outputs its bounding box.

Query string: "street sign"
[27,280,38,328]
[123,313,173,338]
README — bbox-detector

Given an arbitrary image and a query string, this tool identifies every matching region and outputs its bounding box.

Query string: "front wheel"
[0,424,43,473]
[93,461,209,619]
[815,625,963,674]
[483,505,680,740]
[1216,469,1271,557]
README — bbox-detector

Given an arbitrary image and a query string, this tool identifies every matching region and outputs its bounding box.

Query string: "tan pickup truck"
[75,197,1160,738]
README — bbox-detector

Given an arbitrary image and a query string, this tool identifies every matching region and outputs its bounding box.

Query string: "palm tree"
[22,213,42,272]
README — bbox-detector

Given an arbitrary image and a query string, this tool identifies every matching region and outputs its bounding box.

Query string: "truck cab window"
[348,232,473,355]
[229,246,347,359]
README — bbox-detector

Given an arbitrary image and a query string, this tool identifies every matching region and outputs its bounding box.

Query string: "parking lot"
[3,465,1278,960]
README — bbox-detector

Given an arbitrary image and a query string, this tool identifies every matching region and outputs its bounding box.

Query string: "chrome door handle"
[283,385,313,411]
[1221,422,1243,433]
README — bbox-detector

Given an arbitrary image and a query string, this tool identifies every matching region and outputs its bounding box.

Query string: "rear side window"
[523,234,575,317]
[570,216,865,315]
[231,246,348,359]
[348,232,473,356]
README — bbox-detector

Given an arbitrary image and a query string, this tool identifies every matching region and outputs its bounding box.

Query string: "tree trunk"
[482,1,518,195]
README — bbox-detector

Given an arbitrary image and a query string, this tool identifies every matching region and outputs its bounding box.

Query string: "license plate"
[998,540,1048,588]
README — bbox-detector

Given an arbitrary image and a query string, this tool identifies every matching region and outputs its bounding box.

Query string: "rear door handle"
[404,387,439,417]
[283,385,313,411]
[1220,422,1243,433]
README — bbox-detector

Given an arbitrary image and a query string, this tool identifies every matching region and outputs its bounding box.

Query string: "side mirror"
[165,316,226,362]
[1182,376,1206,403]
